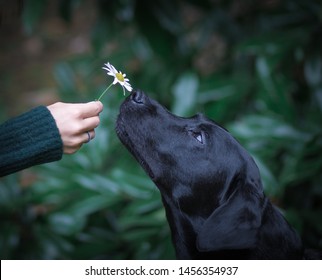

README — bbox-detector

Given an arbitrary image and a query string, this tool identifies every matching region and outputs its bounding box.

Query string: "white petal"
[105,62,117,74]
[109,64,118,74]
[102,67,115,77]
[103,63,111,71]
[124,83,133,92]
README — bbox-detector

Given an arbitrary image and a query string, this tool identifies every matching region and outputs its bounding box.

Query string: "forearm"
[0,106,63,177]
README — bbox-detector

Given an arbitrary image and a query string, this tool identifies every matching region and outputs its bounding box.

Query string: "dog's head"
[116,90,267,257]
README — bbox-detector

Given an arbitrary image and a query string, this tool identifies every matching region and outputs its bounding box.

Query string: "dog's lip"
[116,118,155,180]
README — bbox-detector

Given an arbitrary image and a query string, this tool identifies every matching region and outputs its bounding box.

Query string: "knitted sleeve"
[0,106,63,177]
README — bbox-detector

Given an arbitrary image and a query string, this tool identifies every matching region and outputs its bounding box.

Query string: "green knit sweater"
[0,106,63,177]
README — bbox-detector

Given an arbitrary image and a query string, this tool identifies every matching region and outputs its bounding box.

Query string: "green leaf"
[53,62,77,99]
[172,72,199,116]
[252,155,279,196]
[66,195,114,217]
[22,0,48,34]
[48,213,86,236]
[304,55,322,88]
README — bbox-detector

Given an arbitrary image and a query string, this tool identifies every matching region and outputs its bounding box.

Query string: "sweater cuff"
[0,106,63,176]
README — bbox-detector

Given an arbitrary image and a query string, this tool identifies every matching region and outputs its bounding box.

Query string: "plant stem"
[97,82,113,101]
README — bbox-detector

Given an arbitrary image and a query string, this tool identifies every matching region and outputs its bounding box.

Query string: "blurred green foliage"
[1,0,322,259]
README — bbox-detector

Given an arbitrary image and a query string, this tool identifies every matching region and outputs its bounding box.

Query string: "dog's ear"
[196,184,263,252]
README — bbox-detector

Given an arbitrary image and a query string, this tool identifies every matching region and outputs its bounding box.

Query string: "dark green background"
[0,0,321,259]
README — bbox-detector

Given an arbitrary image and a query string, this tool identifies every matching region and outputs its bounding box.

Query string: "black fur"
[116,90,321,260]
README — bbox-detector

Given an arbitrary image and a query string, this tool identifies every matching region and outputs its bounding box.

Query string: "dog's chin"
[115,122,155,180]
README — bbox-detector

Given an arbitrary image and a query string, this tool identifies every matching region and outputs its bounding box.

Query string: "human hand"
[47,101,103,154]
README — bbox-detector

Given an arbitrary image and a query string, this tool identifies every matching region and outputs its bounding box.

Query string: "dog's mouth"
[116,117,155,180]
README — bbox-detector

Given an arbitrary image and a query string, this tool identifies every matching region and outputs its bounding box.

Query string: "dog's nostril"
[131,90,144,104]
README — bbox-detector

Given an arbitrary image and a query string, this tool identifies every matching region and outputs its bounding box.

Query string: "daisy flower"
[98,62,133,100]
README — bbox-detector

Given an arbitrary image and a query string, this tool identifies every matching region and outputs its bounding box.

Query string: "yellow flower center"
[116,72,124,82]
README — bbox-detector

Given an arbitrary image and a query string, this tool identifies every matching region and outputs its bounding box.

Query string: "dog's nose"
[131,89,145,104]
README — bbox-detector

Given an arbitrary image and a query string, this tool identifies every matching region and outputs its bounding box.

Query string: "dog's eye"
[192,132,203,144]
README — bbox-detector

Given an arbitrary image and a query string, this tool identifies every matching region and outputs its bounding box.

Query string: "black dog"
[116,90,321,259]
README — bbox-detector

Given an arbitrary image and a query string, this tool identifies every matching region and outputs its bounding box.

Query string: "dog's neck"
[161,194,199,259]
[157,174,236,259]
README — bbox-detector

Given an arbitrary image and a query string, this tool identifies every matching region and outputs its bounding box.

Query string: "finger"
[82,116,100,132]
[63,138,83,154]
[64,144,82,154]
[88,130,95,141]
[63,129,95,154]
[83,130,95,143]
[79,101,103,119]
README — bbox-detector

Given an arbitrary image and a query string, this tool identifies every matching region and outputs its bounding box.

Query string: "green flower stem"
[97,82,113,101]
